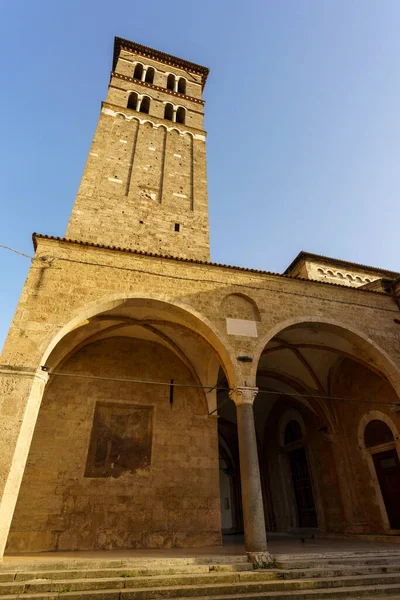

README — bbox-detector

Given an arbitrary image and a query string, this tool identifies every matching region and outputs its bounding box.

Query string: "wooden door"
[289,447,318,528]
[373,449,400,529]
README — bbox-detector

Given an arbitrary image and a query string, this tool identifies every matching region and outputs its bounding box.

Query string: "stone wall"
[7,337,220,552]
[66,110,209,260]
[1,236,400,553]
[65,42,210,261]
[332,358,400,533]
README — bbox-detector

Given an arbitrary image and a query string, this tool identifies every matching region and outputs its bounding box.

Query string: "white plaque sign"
[226,318,258,338]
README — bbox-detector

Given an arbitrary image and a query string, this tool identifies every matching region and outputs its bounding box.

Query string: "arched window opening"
[127,93,138,111]
[139,96,150,114]
[145,67,155,84]
[164,103,174,121]
[365,420,394,448]
[177,78,186,94]
[133,63,144,80]
[176,107,186,124]
[363,417,400,529]
[167,74,175,91]
[284,420,303,445]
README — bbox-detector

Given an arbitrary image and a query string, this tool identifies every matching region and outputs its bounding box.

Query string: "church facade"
[0,37,400,559]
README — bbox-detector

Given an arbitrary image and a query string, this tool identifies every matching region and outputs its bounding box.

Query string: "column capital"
[229,387,258,406]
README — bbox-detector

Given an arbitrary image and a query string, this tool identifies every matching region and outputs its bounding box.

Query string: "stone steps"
[280,564,400,578]
[0,564,253,583]
[0,556,249,572]
[0,552,399,598]
[1,571,400,599]
[1,562,397,584]
[275,552,400,569]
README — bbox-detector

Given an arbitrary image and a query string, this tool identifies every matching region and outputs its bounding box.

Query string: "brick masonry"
[66,46,209,261]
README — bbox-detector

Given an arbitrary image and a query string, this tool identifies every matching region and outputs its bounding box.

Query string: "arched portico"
[253,319,400,536]
[42,293,239,390]
[215,317,400,546]
[251,316,400,397]
[0,294,241,557]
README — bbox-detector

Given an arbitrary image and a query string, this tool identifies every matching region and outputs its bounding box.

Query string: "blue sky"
[1,0,400,349]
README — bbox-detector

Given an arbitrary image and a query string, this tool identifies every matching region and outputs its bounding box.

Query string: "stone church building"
[0,37,400,560]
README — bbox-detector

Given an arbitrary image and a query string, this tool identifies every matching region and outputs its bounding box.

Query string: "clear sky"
[1,0,400,350]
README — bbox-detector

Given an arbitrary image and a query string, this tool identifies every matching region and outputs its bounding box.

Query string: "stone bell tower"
[66,37,210,261]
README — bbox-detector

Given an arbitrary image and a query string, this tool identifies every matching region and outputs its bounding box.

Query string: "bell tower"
[66,37,210,261]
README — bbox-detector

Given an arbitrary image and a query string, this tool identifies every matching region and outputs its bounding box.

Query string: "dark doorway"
[288,447,318,528]
[373,449,400,529]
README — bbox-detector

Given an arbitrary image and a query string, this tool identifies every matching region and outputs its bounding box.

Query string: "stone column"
[229,387,272,564]
[172,107,177,122]
[141,67,147,82]
[0,368,49,558]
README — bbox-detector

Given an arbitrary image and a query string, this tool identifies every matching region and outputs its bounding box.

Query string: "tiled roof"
[32,234,391,296]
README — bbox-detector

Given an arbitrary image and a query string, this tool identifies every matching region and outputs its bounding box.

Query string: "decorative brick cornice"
[31,234,390,296]
[110,72,205,105]
[285,251,399,279]
[113,37,209,88]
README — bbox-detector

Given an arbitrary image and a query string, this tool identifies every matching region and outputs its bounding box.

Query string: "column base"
[246,551,275,567]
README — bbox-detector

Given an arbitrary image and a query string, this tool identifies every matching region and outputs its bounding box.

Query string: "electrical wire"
[0,244,34,260]
[1,242,399,314]
[43,254,399,314]
[43,370,400,407]
[1,365,399,407]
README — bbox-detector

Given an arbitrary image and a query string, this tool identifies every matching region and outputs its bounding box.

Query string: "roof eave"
[31,234,390,296]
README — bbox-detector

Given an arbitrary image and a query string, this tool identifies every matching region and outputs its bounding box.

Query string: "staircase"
[1,551,400,599]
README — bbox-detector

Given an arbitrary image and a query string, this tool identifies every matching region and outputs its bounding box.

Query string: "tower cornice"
[113,37,209,88]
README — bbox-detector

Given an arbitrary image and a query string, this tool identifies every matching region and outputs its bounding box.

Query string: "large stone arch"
[251,315,400,398]
[42,292,239,388]
[0,293,240,556]
[252,315,400,537]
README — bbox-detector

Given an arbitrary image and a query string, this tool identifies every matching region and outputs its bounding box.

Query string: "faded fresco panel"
[85,402,153,478]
